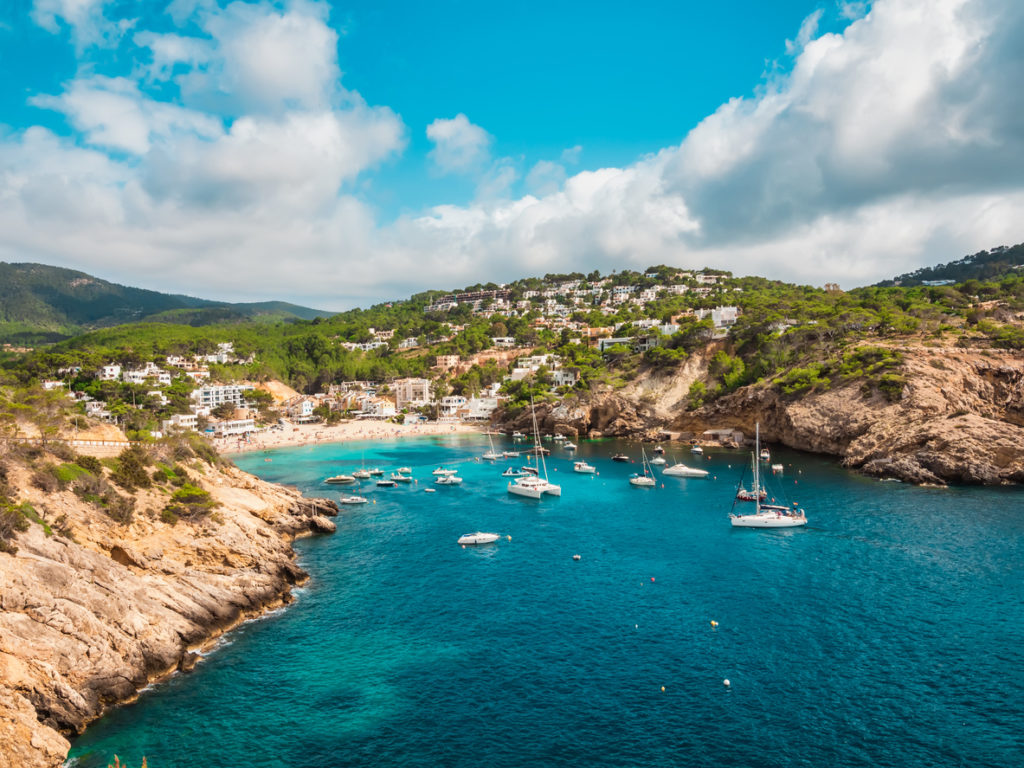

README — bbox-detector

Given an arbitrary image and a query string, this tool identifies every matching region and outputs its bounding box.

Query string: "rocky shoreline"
[0,459,338,768]
[496,345,1024,486]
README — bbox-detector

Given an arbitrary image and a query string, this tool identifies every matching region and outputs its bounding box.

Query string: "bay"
[68,434,1024,767]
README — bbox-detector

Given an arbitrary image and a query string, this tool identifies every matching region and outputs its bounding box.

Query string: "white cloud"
[6,0,1024,309]
[785,9,823,55]
[426,113,492,174]
[31,0,124,49]
[560,145,583,165]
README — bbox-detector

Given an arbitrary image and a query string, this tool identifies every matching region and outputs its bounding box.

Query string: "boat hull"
[730,513,807,528]
[508,481,542,499]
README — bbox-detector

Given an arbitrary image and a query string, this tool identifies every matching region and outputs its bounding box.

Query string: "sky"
[0,0,1022,311]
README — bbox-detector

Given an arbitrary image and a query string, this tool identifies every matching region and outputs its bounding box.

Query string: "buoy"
[723,679,731,687]
[573,554,581,561]
[650,577,655,582]
[710,620,718,628]
[661,686,665,692]
[635,624,638,629]
[507,535,512,541]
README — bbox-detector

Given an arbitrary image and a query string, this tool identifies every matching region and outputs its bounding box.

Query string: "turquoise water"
[68,435,1024,767]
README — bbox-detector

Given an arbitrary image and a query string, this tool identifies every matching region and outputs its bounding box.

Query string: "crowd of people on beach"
[215,420,477,454]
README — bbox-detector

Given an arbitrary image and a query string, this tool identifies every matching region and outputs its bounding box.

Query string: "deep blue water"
[68,435,1024,767]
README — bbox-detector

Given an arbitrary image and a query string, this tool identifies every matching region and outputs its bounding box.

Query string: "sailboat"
[730,424,807,528]
[629,447,657,487]
[482,432,502,461]
[508,398,562,499]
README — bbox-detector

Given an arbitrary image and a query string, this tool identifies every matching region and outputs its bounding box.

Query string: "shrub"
[0,501,31,554]
[163,483,219,521]
[76,455,103,474]
[111,446,153,490]
[102,492,136,525]
[31,469,60,493]
[878,373,907,402]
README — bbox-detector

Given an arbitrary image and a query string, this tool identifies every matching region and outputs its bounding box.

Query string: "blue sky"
[0,0,1022,309]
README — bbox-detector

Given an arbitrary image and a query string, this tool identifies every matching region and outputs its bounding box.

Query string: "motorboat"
[433,467,457,476]
[520,465,539,475]
[338,495,368,505]
[503,450,520,458]
[690,445,703,455]
[573,461,596,474]
[772,464,784,475]
[663,462,709,478]
[736,487,767,501]
[368,468,384,476]
[376,478,397,487]
[435,474,463,485]
[553,434,566,442]
[511,431,526,440]
[564,442,577,450]
[396,467,412,474]
[324,474,356,485]
[629,448,657,487]
[652,445,665,454]
[730,424,807,528]
[457,532,500,545]
[352,469,372,479]
[508,397,562,499]
[611,454,629,462]
[650,455,666,465]
[390,473,413,483]
[759,448,771,462]
[502,467,530,477]
[528,445,551,456]
[424,488,436,493]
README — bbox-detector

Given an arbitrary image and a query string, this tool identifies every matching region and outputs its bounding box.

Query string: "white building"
[192,384,254,409]
[213,418,255,437]
[123,362,171,386]
[97,364,121,381]
[162,413,198,432]
[438,395,467,419]
[393,378,432,410]
[465,396,500,420]
[552,369,579,387]
[491,336,516,347]
[694,306,740,328]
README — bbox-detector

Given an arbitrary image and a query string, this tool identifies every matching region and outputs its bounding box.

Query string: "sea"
[67,434,1024,768]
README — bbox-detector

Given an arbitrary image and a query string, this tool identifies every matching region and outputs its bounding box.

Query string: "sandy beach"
[219,420,484,455]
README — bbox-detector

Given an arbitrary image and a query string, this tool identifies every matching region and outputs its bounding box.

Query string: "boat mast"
[531,396,549,482]
[754,423,761,513]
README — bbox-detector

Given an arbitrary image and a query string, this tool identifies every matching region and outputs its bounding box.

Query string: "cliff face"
[496,345,1024,485]
[0,457,337,768]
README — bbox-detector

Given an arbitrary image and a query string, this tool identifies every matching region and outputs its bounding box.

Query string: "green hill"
[877,243,1024,287]
[0,263,332,344]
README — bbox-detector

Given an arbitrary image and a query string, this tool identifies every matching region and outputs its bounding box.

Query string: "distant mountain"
[877,243,1024,287]
[0,262,332,344]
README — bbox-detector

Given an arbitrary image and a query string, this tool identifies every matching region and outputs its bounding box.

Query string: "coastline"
[217,419,484,454]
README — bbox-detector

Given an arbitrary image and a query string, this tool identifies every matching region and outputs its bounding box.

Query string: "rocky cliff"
[496,344,1024,485]
[0,452,337,768]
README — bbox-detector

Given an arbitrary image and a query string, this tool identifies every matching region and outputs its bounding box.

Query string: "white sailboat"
[481,434,501,462]
[730,424,807,528]
[629,447,657,487]
[508,398,561,499]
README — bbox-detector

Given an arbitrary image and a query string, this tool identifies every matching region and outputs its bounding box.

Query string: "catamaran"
[508,398,561,499]
[730,424,807,528]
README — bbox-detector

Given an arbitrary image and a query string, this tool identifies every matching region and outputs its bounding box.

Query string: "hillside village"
[27,268,749,441]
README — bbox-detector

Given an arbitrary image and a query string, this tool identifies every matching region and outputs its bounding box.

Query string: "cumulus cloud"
[31,0,126,49]
[7,0,1024,308]
[426,113,493,174]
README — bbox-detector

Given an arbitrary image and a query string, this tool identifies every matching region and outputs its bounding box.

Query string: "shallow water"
[68,435,1024,767]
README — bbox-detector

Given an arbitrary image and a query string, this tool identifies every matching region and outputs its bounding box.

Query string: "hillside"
[0,263,332,344]
[877,242,1024,287]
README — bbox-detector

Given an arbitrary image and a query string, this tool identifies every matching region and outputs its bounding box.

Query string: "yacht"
[390,472,412,483]
[663,461,709,478]
[629,448,657,487]
[368,468,384,476]
[433,467,457,476]
[650,455,666,465]
[772,464,785,475]
[376,478,397,487]
[553,434,566,442]
[690,444,703,455]
[396,467,412,474]
[652,445,665,455]
[564,442,577,450]
[511,431,526,440]
[730,424,807,528]
[759,448,771,462]
[324,474,356,485]
[611,453,629,462]
[509,398,562,499]
[502,450,521,458]
[457,532,500,545]
[338,495,368,505]
[352,469,372,479]
[502,467,530,477]
[435,474,463,485]
[573,461,596,474]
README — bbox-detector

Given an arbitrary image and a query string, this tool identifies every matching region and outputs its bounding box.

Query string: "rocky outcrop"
[671,347,1024,485]
[0,459,337,768]
[494,345,1024,485]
